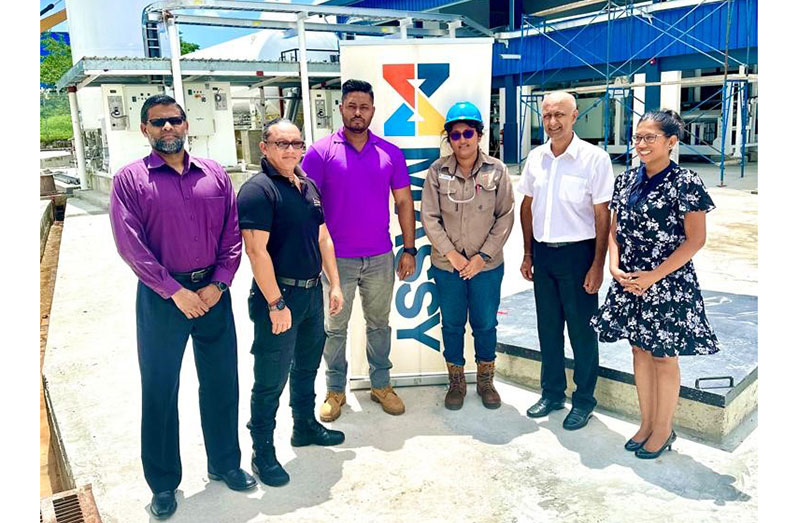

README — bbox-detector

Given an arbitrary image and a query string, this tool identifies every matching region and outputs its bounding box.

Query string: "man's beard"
[152,136,185,154]
[344,118,368,134]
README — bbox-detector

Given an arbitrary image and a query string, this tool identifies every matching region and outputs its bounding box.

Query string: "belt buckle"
[303,278,313,289]
[190,269,205,283]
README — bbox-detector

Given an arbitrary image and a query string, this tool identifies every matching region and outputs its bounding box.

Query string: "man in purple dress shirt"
[109,94,255,520]
[302,79,417,422]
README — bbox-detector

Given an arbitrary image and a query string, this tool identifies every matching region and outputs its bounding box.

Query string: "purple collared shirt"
[302,127,410,258]
[109,150,242,299]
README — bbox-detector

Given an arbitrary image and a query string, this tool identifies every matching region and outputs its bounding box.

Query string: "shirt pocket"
[437,177,459,212]
[476,169,499,213]
[201,196,227,231]
[559,175,588,204]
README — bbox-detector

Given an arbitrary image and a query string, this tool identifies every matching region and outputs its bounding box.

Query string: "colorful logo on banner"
[383,63,450,137]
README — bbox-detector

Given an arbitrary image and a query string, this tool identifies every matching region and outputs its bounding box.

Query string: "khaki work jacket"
[421,150,515,272]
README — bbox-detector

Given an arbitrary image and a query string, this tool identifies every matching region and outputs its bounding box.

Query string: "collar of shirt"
[541,132,583,160]
[261,157,308,182]
[332,126,378,151]
[628,160,676,207]
[441,148,497,179]
[143,149,205,175]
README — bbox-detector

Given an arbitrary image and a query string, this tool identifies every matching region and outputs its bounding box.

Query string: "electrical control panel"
[107,90,126,130]
[126,85,165,128]
[183,83,215,136]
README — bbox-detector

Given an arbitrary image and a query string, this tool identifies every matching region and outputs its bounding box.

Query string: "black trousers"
[136,280,241,493]
[247,283,325,451]
[532,239,599,411]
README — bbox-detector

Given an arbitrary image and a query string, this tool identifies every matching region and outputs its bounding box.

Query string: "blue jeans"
[430,264,504,366]
[322,251,395,392]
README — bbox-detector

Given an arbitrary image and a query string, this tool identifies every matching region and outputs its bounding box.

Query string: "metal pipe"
[296,14,313,143]
[66,86,88,190]
[165,12,185,108]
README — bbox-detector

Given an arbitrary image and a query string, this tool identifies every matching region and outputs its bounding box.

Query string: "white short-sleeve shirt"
[517,133,614,243]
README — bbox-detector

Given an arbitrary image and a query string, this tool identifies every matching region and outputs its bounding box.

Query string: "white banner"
[339,38,494,387]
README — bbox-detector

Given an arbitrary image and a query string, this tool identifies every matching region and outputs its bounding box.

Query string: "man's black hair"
[262,117,299,141]
[341,79,374,102]
[140,94,187,124]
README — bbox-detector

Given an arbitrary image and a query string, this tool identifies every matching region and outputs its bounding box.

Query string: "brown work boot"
[370,385,405,415]
[476,361,501,409]
[444,362,466,410]
[320,391,346,422]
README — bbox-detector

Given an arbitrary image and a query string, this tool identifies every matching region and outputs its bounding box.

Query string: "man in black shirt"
[237,118,345,486]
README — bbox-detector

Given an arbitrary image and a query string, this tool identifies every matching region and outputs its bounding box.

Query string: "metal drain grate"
[40,485,102,523]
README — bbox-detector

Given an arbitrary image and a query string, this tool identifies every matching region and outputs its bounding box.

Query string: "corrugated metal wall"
[492,0,757,78]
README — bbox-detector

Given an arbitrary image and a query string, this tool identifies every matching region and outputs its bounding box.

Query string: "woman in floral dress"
[591,109,718,459]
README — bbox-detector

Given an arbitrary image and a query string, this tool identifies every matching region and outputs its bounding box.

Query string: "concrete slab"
[43,162,758,522]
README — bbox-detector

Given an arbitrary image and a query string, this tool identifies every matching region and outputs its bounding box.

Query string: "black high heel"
[624,436,649,452]
[635,431,676,459]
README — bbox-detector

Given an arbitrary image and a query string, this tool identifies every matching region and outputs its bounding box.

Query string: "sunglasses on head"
[148,117,185,127]
[449,129,476,141]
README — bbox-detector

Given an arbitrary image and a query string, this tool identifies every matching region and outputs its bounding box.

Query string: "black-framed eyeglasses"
[449,129,475,141]
[267,140,306,150]
[148,117,185,127]
[632,133,665,144]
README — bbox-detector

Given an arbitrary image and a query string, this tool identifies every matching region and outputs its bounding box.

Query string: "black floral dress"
[590,163,719,357]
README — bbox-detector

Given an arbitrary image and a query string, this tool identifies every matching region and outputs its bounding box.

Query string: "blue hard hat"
[445,101,483,126]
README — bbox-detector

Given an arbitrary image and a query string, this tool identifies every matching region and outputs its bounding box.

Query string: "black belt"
[539,239,590,249]
[171,266,214,283]
[277,275,321,289]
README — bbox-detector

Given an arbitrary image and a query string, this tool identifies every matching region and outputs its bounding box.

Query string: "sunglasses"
[449,129,476,141]
[148,117,185,127]
[267,140,306,150]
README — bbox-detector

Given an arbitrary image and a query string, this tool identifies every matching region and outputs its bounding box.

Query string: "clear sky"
[41,0,319,51]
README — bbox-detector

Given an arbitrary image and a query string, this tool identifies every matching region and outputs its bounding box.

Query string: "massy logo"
[383,63,450,137]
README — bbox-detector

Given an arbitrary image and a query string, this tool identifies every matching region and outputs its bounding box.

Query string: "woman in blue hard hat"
[421,101,515,410]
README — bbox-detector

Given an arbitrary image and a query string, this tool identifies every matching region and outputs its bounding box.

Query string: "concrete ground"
[43,162,757,522]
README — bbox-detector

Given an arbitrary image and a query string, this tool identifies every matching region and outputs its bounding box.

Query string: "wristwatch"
[403,247,418,256]
[213,281,228,292]
[268,296,286,312]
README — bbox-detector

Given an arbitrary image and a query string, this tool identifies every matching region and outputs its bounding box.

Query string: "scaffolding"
[515,0,756,184]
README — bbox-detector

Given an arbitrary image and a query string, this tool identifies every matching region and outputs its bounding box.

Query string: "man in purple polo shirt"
[109,94,255,520]
[302,79,417,421]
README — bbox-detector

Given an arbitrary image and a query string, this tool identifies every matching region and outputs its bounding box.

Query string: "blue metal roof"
[493,0,757,80]
[321,0,462,10]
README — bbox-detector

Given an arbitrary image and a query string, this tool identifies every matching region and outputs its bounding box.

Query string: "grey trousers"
[322,251,395,391]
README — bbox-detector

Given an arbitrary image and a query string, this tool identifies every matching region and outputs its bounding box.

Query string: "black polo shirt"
[237,158,324,280]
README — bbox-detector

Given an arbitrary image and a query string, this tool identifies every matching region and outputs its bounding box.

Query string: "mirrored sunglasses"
[449,129,476,141]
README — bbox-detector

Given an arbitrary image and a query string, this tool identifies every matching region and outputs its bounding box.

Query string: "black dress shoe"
[635,431,677,459]
[291,418,345,447]
[624,436,649,452]
[252,446,290,487]
[208,467,257,491]
[150,490,177,520]
[562,407,593,430]
[526,398,566,418]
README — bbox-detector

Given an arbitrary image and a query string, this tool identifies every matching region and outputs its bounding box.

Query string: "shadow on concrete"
[537,413,752,505]
[168,447,356,520]
[329,382,539,453]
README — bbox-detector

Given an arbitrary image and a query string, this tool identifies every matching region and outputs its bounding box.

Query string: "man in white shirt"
[518,91,613,430]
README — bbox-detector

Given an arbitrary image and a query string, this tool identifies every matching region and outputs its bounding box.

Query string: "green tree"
[180,32,200,55]
[40,32,73,88]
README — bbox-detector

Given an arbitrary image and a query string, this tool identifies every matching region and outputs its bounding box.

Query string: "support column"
[503,75,519,165]
[165,13,185,109]
[520,85,532,159]
[733,65,746,159]
[296,13,313,143]
[632,73,646,167]
[643,62,660,113]
[67,86,88,190]
[660,70,682,163]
